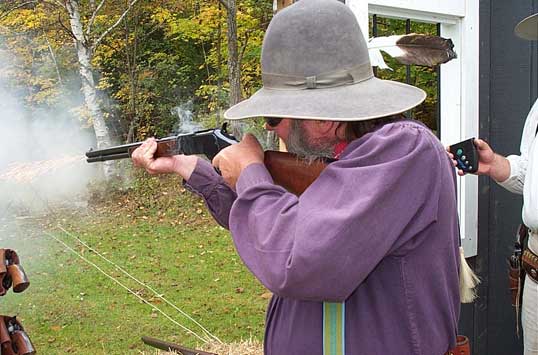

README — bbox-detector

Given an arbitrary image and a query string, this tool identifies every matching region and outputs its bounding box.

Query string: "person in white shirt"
[449,12,538,355]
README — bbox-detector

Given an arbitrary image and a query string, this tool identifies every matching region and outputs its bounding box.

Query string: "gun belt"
[522,249,538,284]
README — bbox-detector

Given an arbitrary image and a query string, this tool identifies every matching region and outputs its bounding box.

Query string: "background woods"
[0,1,437,156]
[0,1,271,151]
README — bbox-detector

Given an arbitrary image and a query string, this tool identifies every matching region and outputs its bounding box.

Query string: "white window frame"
[347,0,480,257]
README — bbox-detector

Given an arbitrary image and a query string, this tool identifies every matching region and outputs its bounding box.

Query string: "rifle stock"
[264,151,330,195]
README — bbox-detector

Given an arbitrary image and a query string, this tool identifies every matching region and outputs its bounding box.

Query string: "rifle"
[86,125,330,195]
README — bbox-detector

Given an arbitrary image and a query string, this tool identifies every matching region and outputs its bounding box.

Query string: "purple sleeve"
[184,158,237,229]
[229,122,445,302]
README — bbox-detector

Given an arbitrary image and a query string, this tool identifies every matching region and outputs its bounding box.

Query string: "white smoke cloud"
[173,100,203,134]
[0,46,98,218]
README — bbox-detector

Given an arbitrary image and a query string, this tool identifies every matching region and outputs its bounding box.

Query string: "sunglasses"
[264,117,283,127]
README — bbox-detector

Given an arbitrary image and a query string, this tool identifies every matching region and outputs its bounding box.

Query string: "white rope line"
[55,224,222,344]
[43,230,212,344]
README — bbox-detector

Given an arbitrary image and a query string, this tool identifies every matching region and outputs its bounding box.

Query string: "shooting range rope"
[44,227,222,345]
[55,225,222,344]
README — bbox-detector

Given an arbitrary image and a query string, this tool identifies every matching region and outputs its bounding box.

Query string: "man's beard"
[285,120,339,161]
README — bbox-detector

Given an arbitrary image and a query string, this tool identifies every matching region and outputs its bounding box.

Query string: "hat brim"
[515,13,538,40]
[224,77,426,121]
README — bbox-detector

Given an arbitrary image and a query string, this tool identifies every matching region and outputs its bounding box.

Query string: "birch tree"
[57,0,141,179]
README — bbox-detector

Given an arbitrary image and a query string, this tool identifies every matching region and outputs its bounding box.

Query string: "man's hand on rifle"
[131,138,198,180]
[212,134,265,190]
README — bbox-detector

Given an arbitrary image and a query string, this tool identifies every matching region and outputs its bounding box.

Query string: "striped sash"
[323,302,345,355]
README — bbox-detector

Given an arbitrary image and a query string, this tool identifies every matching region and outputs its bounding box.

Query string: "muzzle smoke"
[0,50,97,219]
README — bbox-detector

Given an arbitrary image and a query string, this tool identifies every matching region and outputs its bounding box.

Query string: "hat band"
[262,63,374,90]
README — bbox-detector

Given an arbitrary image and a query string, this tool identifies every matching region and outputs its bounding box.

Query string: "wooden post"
[273,1,294,152]
[278,0,294,9]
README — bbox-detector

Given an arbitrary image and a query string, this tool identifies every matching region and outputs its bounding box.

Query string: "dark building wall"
[463,1,538,354]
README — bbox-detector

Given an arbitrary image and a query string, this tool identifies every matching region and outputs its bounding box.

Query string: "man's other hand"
[212,134,265,189]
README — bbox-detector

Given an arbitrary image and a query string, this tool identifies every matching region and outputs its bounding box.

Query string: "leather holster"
[508,263,522,306]
[0,316,35,355]
[0,249,29,295]
[522,249,538,284]
[445,335,471,355]
[0,250,8,296]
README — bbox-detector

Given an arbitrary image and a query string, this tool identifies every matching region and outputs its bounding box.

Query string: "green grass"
[0,175,268,354]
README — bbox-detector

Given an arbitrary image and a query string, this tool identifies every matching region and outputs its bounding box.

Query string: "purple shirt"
[186,120,460,355]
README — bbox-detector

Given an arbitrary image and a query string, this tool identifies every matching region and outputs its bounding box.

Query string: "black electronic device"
[449,138,479,174]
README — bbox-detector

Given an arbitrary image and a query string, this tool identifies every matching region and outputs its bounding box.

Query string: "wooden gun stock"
[264,151,330,195]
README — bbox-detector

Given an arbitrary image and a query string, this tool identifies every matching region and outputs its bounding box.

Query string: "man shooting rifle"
[133,1,462,354]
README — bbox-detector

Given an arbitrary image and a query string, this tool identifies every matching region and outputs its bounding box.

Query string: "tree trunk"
[44,35,63,87]
[275,0,295,10]
[223,0,244,137]
[65,0,116,179]
[274,0,294,151]
[225,0,241,107]
[216,1,223,126]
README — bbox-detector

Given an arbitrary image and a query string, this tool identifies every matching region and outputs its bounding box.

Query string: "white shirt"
[498,98,538,254]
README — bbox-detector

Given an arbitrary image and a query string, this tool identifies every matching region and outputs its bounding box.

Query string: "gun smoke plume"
[0,50,97,219]
[173,100,203,134]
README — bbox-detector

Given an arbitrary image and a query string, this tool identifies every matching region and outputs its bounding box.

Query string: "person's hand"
[212,133,265,189]
[131,138,198,179]
[472,139,499,175]
[447,138,494,176]
[447,138,510,181]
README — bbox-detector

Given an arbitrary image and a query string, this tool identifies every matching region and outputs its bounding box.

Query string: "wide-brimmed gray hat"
[224,0,426,121]
[515,13,538,40]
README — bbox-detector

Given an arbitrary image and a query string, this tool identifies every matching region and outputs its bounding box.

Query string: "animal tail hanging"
[451,168,480,304]
[459,246,480,303]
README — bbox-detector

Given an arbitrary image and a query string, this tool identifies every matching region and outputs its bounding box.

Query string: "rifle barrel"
[85,143,142,160]
[85,127,238,163]
[86,152,132,163]
[85,136,180,163]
